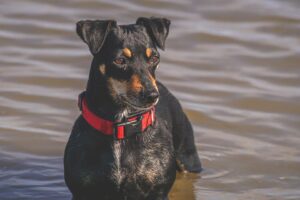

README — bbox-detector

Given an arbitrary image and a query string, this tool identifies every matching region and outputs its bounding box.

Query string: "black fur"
[64,17,202,200]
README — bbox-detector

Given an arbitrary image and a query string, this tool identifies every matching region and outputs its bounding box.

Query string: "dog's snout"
[145,90,159,103]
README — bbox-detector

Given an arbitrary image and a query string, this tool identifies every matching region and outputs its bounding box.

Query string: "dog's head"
[76,17,170,111]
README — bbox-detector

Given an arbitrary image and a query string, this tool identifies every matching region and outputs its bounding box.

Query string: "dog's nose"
[146,91,159,103]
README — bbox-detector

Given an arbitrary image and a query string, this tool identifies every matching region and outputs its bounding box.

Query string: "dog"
[64,17,202,200]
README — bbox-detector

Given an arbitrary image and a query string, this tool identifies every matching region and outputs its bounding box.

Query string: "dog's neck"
[85,84,122,121]
[85,62,136,121]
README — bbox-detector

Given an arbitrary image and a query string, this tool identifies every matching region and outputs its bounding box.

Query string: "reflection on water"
[0,0,300,199]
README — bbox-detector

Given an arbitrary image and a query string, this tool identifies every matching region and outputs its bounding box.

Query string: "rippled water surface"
[1,0,300,199]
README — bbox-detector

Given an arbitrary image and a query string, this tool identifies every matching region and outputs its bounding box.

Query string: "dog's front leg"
[169,96,202,173]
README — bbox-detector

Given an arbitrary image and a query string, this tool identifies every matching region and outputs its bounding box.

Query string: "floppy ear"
[136,17,171,50]
[76,20,116,55]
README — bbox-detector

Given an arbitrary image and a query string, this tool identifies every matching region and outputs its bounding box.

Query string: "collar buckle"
[113,115,143,140]
[115,115,143,127]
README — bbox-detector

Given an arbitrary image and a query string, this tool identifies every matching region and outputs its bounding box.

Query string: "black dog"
[64,17,202,200]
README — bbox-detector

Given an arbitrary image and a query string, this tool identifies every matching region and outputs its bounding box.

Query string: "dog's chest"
[110,137,173,189]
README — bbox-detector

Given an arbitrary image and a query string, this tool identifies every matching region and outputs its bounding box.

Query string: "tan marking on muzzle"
[123,48,132,58]
[146,48,152,58]
[99,64,106,74]
[130,74,143,92]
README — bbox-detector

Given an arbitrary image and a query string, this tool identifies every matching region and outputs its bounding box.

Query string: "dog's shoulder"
[157,81,182,108]
[156,81,185,127]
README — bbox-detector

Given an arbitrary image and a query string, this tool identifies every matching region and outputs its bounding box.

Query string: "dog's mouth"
[121,96,159,111]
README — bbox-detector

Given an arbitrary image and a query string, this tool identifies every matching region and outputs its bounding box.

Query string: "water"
[0,0,300,199]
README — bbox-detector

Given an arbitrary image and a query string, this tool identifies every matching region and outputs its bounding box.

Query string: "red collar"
[78,92,155,140]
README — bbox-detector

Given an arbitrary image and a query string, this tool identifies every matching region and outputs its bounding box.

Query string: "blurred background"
[0,0,300,199]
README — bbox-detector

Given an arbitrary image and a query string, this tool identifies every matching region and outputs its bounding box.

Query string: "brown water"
[1,0,300,199]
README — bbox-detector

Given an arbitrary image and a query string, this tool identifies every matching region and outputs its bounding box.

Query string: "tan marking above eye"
[123,48,132,58]
[146,48,152,58]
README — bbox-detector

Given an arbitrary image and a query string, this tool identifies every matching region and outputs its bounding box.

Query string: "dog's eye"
[149,55,159,64]
[114,58,126,65]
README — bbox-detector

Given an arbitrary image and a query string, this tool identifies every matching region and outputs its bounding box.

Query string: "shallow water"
[0,0,300,199]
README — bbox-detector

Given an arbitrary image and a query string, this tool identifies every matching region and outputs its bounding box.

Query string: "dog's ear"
[76,20,116,55]
[136,17,171,50]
